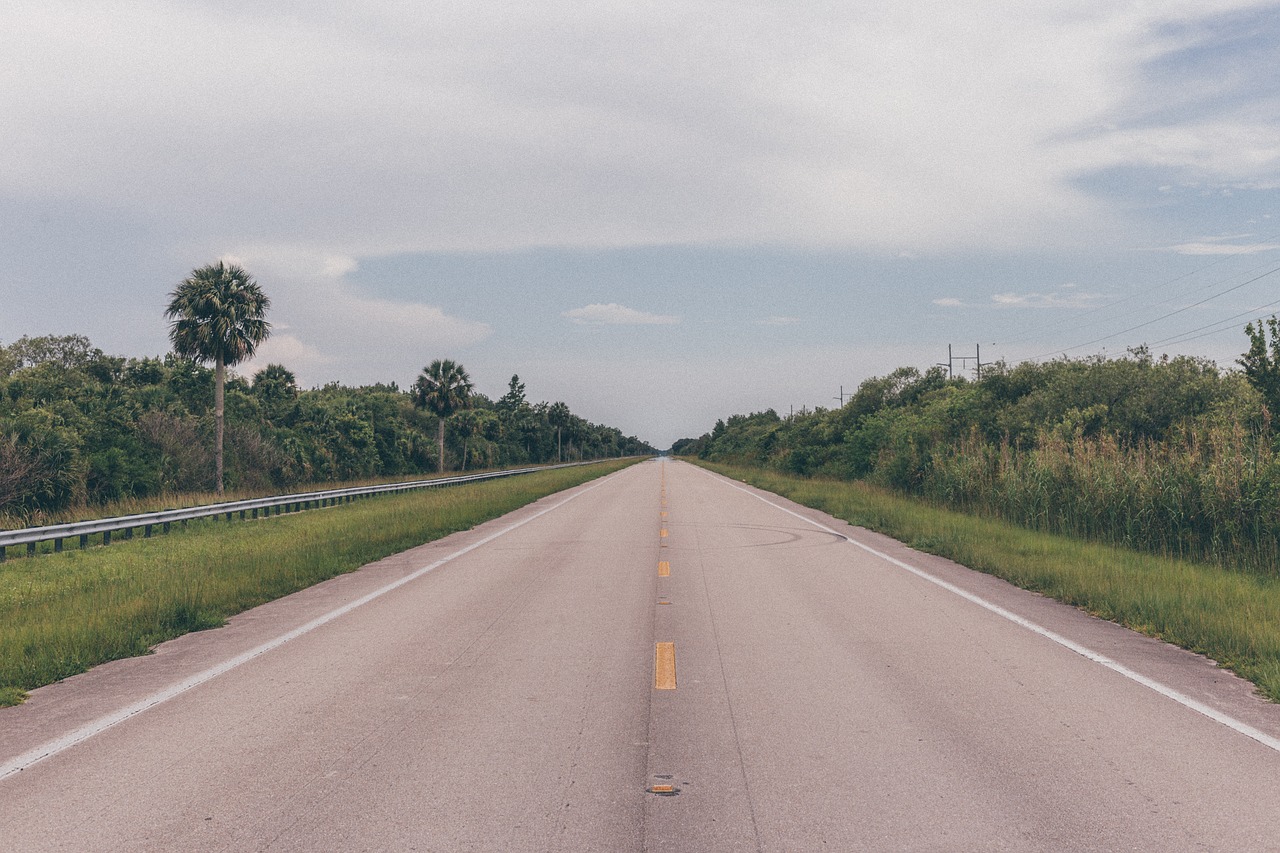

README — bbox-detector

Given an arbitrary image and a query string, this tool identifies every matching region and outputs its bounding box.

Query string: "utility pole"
[833,385,847,407]
[941,344,984,380]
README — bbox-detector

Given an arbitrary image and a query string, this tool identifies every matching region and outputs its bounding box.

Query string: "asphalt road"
[3,458,1280,851]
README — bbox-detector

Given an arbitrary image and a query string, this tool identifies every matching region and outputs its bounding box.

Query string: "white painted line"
[0,474,616,782]
[705,469,1280,755]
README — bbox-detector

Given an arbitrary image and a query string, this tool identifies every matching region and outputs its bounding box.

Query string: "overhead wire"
[1021,263,1280,362]
[1149,297,1280,348]
[995,230,1280,349]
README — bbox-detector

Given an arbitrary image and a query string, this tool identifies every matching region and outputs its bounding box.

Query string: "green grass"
[0,459,637,706]
[696,460,1280,703]
[0,462,583,531]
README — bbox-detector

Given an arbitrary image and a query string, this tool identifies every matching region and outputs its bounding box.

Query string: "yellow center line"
[660,511,668,517]
[660,529,668,537]
[655,642,677,690]
[658,560,670,577]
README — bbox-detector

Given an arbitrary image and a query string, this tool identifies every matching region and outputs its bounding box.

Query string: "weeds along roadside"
[0,459,638,707]
[694,460,1280,704]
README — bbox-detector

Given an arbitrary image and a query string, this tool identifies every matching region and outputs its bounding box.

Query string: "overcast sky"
[4,1,1280,447]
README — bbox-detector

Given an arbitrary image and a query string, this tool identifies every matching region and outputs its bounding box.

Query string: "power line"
[997,231,1280,348]
[1149,298,1280,348]
[1023,263,1280,362]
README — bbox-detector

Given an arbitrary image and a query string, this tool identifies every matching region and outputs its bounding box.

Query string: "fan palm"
[548,401,571,463]
[412,359,473,472]
[165,261,271,495]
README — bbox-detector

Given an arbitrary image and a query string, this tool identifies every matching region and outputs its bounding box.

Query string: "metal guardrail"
[0,461,607,560]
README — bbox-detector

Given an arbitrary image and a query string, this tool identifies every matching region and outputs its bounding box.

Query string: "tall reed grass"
[0,459,635,705]
[917,420,1280,574]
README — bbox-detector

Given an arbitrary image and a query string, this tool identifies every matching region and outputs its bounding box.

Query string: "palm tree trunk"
[437,417,445,473]
[215,356,225,496]
[557,427,562,462]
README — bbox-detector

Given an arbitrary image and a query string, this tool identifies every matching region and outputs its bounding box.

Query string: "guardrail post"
[164,521,170,533]
[123,527,133,540]
[144,524,153,538]
[54,538,63,552]
[103,531,111,546]
[80,534,89,549]
[0,545,5,562]
[225,512,233,522]
[240,510,246,520]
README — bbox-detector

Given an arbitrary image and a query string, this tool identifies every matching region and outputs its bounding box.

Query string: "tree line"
[0,263,652,524]
[676,323,1280,575]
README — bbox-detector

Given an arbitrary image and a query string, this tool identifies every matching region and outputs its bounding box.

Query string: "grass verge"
[695,460,1280,703]
[0,459,637,706]
[0,463,590,530]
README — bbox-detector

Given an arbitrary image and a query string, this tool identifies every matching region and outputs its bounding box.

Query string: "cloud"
[238,334,334,380]
[225,244,492,388]
[932,298,964,307]
[991,290,1106,308]
[562,303,679,325]
[1164,241,1280,255]
[4,2,1277,257]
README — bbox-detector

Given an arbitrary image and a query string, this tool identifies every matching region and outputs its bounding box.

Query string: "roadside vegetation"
[676,327,1280,576]
[696,461,1280,703]
[0,334,652,529]
[0,459,636,706]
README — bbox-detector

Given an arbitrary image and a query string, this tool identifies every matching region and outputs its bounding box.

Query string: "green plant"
[0,459,637,706]
[164,261,272,496]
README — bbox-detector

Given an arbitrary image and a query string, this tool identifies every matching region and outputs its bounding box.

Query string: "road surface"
[3,459,1279,851]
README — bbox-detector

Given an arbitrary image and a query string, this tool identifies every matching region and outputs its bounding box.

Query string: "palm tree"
[412,359,473,473]
[165,261,271,496]
[548,401,571,463]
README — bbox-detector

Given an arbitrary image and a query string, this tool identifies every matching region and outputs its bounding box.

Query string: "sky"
[3,1,1280,448]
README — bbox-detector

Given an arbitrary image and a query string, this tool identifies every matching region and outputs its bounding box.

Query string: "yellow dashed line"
[658,560,670,577]
[660,529,668,538]
[655,642,677,690]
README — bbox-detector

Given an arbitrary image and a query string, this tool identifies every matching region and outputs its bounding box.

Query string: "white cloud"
[238,334,334,381]
[1165,241,1280,255]
[4,1,1276,256]
[932,298,964,307]
[562,303,679,325]
[991,290,1106,308]
[223,244,492,388]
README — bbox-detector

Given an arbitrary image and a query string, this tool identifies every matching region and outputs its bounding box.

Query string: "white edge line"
[702,467,1280,755]
[0,473,617,781]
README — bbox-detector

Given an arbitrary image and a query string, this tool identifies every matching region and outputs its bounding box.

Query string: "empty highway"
[3,459,1279,851]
